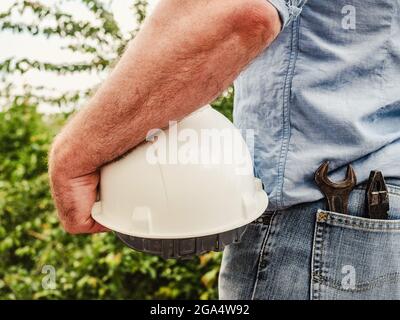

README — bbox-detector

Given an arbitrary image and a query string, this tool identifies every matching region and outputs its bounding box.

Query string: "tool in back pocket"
[314,161,357,215]
[365,170,389,220]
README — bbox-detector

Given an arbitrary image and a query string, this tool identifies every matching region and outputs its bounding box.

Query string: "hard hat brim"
[92,190,268,239]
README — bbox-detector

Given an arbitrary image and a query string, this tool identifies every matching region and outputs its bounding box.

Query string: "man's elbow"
[229,0,282,47]
[151,0,281,51]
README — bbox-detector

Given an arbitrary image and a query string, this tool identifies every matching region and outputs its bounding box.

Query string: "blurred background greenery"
[0,0,234,299]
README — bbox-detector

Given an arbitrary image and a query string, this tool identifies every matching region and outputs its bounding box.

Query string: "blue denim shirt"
[234,0,400,210]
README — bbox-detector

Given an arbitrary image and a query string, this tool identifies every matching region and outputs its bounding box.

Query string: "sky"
[0,0,158,112]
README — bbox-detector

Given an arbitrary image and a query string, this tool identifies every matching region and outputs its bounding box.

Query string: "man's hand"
[49,0,281,234]
[49,170,107,234]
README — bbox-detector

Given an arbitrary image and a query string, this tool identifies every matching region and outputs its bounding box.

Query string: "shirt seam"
[267,0,307,30]
[276,18,300,208]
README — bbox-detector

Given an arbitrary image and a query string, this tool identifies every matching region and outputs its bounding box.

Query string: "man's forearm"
[50,0,281,178]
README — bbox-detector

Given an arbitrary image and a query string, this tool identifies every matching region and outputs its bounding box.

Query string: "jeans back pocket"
[311,184,400,300]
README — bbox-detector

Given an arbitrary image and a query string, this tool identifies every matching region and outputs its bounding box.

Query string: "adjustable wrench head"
[314,161,357,215]
[314,161,357,192]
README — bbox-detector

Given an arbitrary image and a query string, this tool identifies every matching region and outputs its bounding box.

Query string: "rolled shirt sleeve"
[267,0,307,30]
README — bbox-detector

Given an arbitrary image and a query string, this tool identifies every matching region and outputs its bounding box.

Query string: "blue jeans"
[219,181,400,300]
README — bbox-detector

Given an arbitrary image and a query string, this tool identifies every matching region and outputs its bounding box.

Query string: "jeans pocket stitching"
[324,211,400,232]
[311,211,328,300]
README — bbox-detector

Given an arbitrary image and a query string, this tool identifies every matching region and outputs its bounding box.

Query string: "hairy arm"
[49,0,281,234]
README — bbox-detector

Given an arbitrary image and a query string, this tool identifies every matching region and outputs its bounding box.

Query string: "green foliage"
[0,0,234,300]
[211,87,234,122]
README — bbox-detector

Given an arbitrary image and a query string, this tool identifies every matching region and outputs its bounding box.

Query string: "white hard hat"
[92,106,268,259]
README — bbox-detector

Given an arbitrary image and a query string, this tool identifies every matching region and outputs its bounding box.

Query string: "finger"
[90,222,110,234]
[61,217,110,234]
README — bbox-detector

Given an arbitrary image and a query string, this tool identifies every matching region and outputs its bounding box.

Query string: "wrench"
[314,161,357,215]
